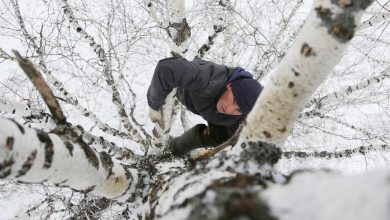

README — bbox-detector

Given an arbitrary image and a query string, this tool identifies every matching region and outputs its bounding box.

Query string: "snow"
[262,169,390,220]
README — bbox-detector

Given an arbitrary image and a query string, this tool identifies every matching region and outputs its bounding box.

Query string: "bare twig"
[60,0,148,146]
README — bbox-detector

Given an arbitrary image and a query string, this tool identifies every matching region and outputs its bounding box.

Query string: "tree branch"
[60,0,148,146]
[12,50,66,124]
[283,144,390,159]
[0,119,135,199]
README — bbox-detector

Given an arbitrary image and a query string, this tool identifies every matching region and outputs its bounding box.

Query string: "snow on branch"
[10,0,136,141]
[0,99,42,118]
[358,11,390,31]
[304,65,390,110]
[283,144,390,159]
[301,111,388,141]
[148,90,180,154]
[74,125,138,164]
[0,119,136,199]
[195,22,226,59]
[59,0,148,146]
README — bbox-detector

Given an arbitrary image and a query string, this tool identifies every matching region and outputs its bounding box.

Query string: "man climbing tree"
[147,57,263,155]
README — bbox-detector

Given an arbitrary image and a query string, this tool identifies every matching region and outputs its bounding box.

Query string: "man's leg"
[198,123,233,147]
[168,123,233,156]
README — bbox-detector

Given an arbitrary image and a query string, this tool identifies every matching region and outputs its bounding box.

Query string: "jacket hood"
[227,67,254,83]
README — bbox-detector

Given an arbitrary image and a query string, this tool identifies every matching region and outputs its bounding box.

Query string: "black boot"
[168,124,207,156]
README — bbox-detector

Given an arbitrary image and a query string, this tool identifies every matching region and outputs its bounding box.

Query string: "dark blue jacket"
[147,58,253,131]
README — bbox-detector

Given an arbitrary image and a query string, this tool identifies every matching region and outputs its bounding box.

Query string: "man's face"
[216,83,242,115]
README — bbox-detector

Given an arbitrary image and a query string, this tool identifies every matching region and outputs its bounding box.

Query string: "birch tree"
[1,0,390,219]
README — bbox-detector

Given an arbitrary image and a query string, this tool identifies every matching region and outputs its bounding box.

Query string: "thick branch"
[0,119,136,199]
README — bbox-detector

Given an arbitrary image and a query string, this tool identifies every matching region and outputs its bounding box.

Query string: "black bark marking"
[240,141,282,165]
[0,169,11,178]
[277,127,287,133]
[188,181,277,220]
[316,0,373,42]
[64,141,74,156]
[122,164,132,180]
[288,82,295,88]
[331,0,372,10]
[315,5,355,42]
[16,150,37,177]
[36,130,54,169]
[100,151,114,179]
[54,179,67,187]
[301,43,316,56]
[82,185,96,194]
[167,18,192,45]
[292,68,300,76]
[346,86,353,93]
[263,131,272,138]
[0,157,14,178]
[10,119,25,134]
[79,141,99,169]
[5,137,14,150]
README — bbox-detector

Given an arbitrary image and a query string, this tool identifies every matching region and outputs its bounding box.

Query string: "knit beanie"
[230,78,263,114]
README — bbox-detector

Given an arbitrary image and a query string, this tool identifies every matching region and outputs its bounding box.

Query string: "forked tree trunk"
[2,0,389,219]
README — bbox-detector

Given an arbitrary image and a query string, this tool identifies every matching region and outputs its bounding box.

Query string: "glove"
[148,107,165,129]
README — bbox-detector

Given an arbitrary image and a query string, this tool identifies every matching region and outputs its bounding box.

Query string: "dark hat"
[230,78,263,114]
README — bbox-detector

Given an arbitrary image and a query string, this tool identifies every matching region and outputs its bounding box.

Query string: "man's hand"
[148,107,165,129]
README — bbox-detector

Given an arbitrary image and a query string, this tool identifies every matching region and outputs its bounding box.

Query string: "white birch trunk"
[147,0,190,153]
[166,0,189,55]
[240,0,371,146]
[0,119,136,199]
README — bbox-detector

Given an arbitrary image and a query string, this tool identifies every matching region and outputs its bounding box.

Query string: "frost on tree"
[1,0,390,219]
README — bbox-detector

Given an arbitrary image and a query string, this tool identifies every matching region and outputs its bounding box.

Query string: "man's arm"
[147,57,218,110]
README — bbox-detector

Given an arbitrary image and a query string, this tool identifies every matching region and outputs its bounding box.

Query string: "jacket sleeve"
[147,57,218,110]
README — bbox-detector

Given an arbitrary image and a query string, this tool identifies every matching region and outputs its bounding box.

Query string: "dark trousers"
[168,123,234,155]
[198,123,234,147]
